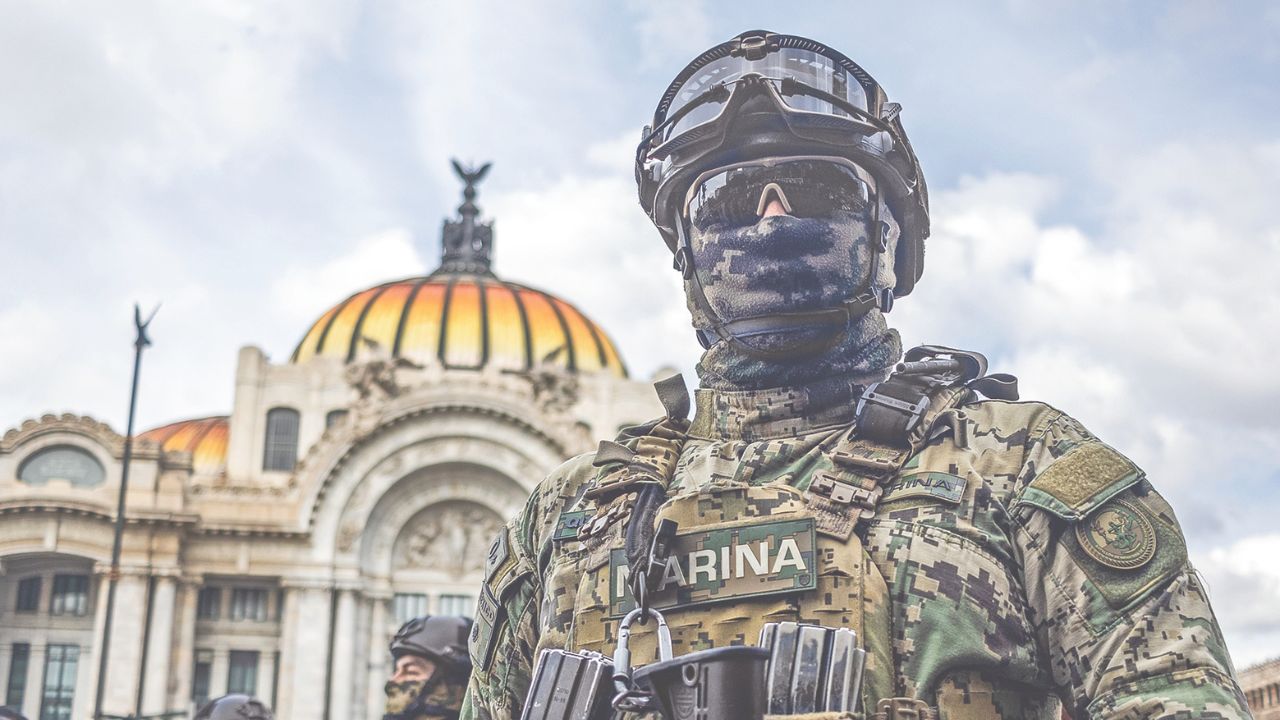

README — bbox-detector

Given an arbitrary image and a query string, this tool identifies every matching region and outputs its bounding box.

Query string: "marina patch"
[881,472,967,505]
[607,517,816,616]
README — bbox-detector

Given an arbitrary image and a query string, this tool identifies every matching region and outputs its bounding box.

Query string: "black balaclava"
[688,188,902,392]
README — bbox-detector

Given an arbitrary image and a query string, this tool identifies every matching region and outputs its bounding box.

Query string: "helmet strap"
[675,195,888,362]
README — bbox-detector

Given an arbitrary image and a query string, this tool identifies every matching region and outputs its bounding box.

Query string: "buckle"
[874,697,935,720]
[830,442,910,476]
[859,383,930,431]
[810,473,879,508]
[855,381,931,439]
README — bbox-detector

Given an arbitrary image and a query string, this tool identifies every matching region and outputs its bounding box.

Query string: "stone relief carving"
[396,503,505,577]
[342,337,428,437]
[510,345,580,415]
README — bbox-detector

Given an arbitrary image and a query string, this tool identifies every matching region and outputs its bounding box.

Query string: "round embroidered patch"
[1076,498,1157,570]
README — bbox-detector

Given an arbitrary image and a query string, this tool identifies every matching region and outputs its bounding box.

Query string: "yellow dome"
[140,416,228,476]
[289,275,628,377]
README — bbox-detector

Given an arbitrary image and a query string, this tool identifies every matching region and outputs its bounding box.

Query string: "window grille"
[49,575,88,616]
[38,644,78,720]
[392,593,428,625]
[438,594,473,617]
[197,587,221,620]
[15,577,41,613]
[262,408,300,471]
[227,651,259,696]
[5,643,29,711]
[230,588,269,622]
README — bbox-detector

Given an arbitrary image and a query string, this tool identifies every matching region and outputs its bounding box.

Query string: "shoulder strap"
[809,346,1019,533]
[855,345,1018,447]
[584,375,691,502]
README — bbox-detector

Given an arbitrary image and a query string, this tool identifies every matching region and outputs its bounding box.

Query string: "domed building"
[0,165,664,720]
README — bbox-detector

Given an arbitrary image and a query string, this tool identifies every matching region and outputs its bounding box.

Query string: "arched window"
[18,445,106,487]
[325,409,348,429]
[262,407,300,471]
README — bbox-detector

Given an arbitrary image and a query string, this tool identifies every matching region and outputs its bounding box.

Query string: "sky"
[2,1,1279,666]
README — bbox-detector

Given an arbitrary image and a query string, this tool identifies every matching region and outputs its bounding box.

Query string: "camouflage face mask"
[383,679,427,718]
[685,163,896,356]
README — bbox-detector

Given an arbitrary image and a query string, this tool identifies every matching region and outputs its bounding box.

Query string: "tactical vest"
[545,347,1019,719]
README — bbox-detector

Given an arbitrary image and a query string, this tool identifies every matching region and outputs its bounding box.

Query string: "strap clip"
[873,697,937,720]
[856,381,931,439]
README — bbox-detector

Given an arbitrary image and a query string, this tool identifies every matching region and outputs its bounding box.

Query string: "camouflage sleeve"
[1009,411,1250,720]
[460,509,540,720]
[461,454,596,720]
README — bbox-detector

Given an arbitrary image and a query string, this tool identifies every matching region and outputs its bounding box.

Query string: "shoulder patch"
[1074,497,1157,570]
[1021,441,1143,519]
[484,528,510,582]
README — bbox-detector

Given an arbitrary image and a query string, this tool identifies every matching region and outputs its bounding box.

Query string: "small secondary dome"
[289,161,627,377]
[140,416,229,476]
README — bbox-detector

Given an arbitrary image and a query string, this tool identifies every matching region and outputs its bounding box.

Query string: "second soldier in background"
[385,615,473,720]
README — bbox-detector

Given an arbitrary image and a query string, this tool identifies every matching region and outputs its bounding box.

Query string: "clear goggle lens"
[661,48,870,144]
[685,159,874,232]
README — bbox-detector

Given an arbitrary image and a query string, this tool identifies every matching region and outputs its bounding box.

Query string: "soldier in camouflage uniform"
[461,30,1251,720]
[385,615,474,720]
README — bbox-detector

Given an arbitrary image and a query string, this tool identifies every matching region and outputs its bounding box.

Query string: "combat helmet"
[635,30,929,348]
[390,615,474,679]
[193,694,273,720]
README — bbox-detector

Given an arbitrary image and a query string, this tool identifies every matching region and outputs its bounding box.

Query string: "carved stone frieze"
[394,501,504,577]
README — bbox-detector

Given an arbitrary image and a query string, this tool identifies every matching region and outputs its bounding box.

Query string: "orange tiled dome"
[140,416,228,476]
[289,276,627,377]
[292,160,628,377]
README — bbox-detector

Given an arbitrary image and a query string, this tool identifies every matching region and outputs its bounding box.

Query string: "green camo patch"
[607,517,816,617]
[881,472,967,504]
[552,509,590,542]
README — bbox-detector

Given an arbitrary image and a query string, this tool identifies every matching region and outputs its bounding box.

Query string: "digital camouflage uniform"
[462,379,1249,720]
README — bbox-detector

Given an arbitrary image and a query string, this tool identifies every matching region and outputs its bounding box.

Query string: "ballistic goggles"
[684,157,875,233]
[648,39,883,155]
[637,30,930,296]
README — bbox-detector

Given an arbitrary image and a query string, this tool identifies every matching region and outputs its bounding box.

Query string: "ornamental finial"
[436,159,495,275]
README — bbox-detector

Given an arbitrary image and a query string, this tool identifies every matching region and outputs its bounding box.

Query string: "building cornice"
[0,498,199,527]
[1,413,163,459]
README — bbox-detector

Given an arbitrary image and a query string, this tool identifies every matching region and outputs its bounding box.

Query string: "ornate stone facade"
[0,166,665,720]
[1242,657,1280,719]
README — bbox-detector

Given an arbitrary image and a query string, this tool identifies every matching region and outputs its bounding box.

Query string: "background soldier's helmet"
[0,707,29,720]
[193,694,273,720]
[635,29,930,298]
[390,615,474,679]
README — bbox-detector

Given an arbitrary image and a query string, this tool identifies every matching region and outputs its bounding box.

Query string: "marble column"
[278,582,333,720]
[364,593,391,720]
[210,648,229,698]
[142,574,177,714]
[98,569,151,716]
[169,576,200,713]
[329,588,358,719]
[22,643,45,720]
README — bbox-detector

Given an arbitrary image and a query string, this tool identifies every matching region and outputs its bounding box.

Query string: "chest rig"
[554,347,1017,720]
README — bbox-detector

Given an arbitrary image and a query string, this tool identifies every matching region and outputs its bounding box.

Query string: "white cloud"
[486,132,699,381]
[1200,535,1280,667]
[624,0,713,70]
[271,227,425,330]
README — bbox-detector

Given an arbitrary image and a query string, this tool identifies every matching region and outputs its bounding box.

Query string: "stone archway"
[324,451,530,720]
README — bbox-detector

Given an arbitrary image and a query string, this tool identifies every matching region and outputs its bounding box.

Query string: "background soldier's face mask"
[384,679,427,718]
[683,159,894,355]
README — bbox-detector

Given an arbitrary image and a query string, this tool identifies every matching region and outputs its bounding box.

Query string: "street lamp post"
[93,304,158,720]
